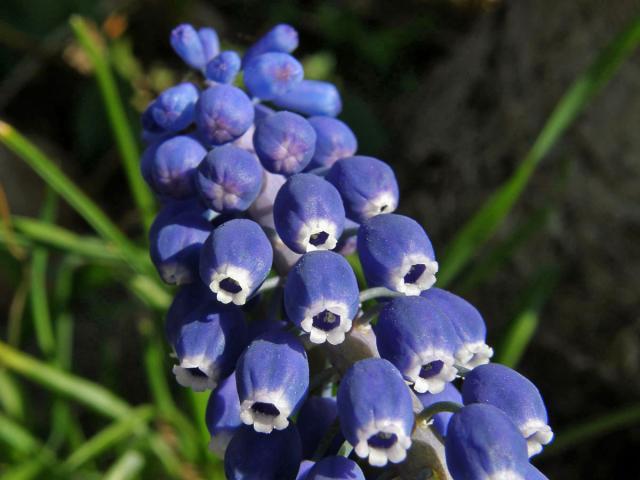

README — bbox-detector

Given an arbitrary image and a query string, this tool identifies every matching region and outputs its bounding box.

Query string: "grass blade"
[104,450,146,480]
[29,248,56,357]
[0,341,131,419]
[545,403,640,456]
[0,121,150,275]
[437,15,640,287]
[69,16,156,230]
[0,370,24,420]
[496,268,559,368]
[62,406,154,472]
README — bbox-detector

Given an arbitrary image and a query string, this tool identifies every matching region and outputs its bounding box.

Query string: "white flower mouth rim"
[208,264,253,305]
[405,349,457,394]
[296,218,339,253]
[361,190,398,220]
[172,355,219,392]
[521,420,554,457]
[389,253,439,296]
[239,389,292,434]
[455,341,494,370]
[300,300,353,345]
[353,418,412,467]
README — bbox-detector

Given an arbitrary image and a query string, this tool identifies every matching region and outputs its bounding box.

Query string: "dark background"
[1,0,640,478]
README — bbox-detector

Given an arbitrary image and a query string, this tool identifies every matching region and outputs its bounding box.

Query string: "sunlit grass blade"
[62,406,154,473]
[437,14,640,287]
[545,403,640,456]
[0,370,24,420]
[457,207,551,294]
[496,268,559,368]
[0,341,131,419]
[104,450,146,480]
[10,216,131,263]
[0,121,150,275]
[69,16,156,231]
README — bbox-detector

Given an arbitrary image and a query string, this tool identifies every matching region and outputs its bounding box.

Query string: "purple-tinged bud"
[416,383,463,437]
[170,24,206,70]
[296,396,343,459]
[149,200,212,285]
[196,144,263,213]
[198,27,220,64]
[305,456,365,480]
[205,51,241,84]
[421,288,493,369]
[244,53,304,100]
[274,174,345,254]
[224,424,302,480]
[236,330,309,433]
[376,296,459,394]
[357,214,438,295]
[150,83,198,132]
[272,80,342,117]
[306,117,358,170]
[254,111,317,175]
[196,85,255,146]
[445,404,529,480]
[248,169,286,228]
[165,281,213,346]
[206,372,242,456]
[242,24,299,67]
[326,156,399,223]
[284,251,358,345]
[525,464,549,480]
[337,358,414,467]
[148,135,206,199]
[166,297,247,391]
[297,460,315,480]
[461,363,553,457]
[199,218,273,305]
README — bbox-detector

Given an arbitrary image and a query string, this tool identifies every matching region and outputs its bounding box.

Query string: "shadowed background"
[1,0,639,478]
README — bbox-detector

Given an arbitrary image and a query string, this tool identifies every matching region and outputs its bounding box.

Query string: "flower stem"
[415,401,463,426]
[359,287,403,303]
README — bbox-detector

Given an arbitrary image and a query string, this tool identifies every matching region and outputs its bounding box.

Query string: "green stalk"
[438,14,640,287]
[0,341,131,419]
[69,16,155,230]
[104,450,146,480]
[61,406,154,473]
[0,121,150,275]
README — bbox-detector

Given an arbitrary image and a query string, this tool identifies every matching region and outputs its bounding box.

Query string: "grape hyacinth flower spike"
[205,50,241,84]
[326,155,399,223]
[305,456,365,480]
[242,23,299,66]
[254,111,317,175]
[148,82,198,132]
[195,144,263,213]
[461,363,554,457]
[205,372,242,456]
[307,116,358,170]
[416,382,463,437]
[165,290,247,391]
[376,296,459,394]
[296,396,342,459]
[337,358,414,467]
[421,288,494,369]
[284,251,359,345]
[358,213,438,295]
[244,52,304,100]
[272,79,342,117]
[149,200,212,285]
[236,330,309,433]
[224,424,302,480]
[196,84,254,146]
[445,403,530,480]
[199,218,273,305]
[146,135,206,199]
[274,173,345,254]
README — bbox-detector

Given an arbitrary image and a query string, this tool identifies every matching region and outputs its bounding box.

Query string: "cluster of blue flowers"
[141,23,553,480]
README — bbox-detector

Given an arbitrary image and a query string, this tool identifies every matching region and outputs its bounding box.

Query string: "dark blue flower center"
[312,310,341,331]
[220,277,242,294]
[368,431,398,449]
[404,264,426,284]
[309,231,329,247]
[185,367,208,378]
[252,402,280,417]
[419,360,444,379]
